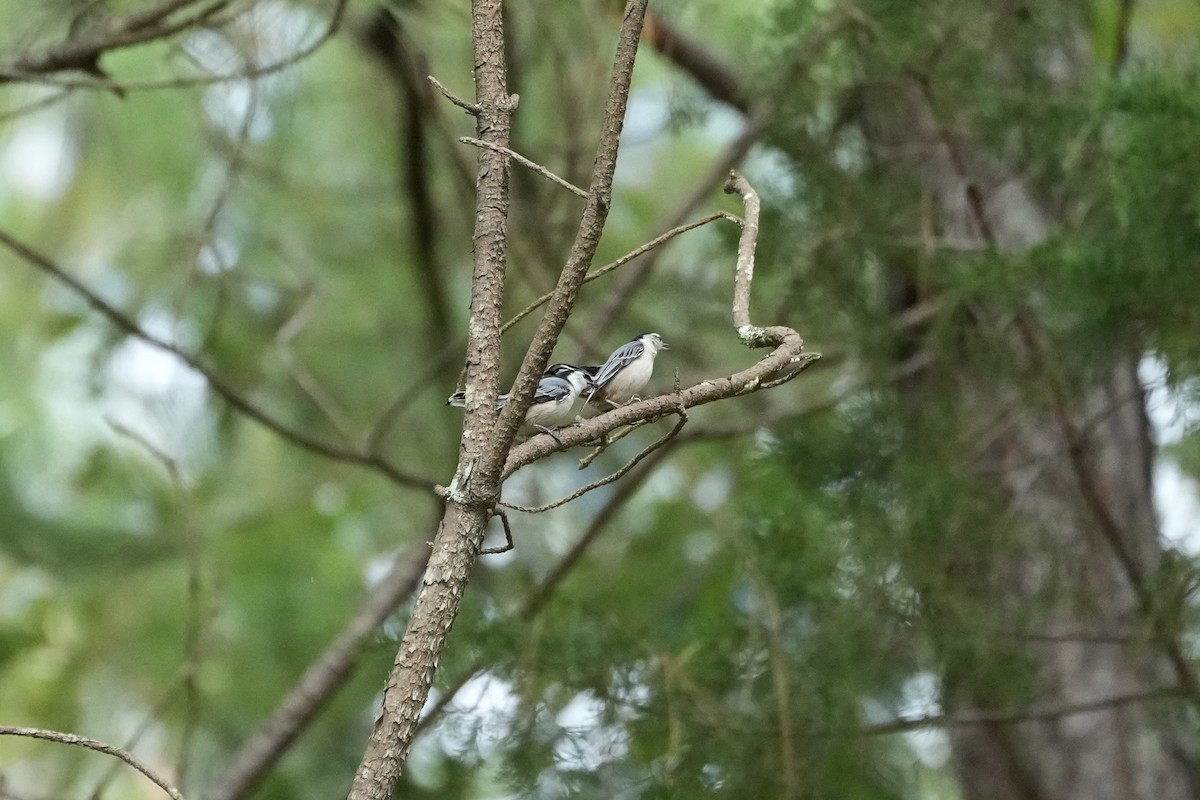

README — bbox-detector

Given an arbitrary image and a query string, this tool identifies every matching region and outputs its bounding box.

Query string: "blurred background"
[1,0,1199,798]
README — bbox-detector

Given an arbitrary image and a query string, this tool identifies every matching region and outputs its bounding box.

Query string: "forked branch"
[504,171,817,477]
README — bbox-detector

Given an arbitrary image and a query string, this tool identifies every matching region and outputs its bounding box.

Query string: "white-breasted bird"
[586,332,670,409]
[446,364,593,436]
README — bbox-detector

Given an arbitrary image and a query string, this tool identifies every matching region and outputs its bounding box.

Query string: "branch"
[428,74,479,115]
[490,0,651,458]
[204,544,431,800]
[1112,0,1135,76]
[500,409,686,513]
[0,0,348,94]
[347,0,521,793]
[862,686,1182,736]
[727,172,761,340]
[591,116,765,340]
[0,0,228,86]
[460,136,587,199]
[590,7,852,338]
[356,10,454,350]
[643,9,754,114]
[506,346,820,477]
[412,443,680,737]
[501,211,736,334]
[0,227,435,493]
[506,171,818,477]
[0,726,186,800]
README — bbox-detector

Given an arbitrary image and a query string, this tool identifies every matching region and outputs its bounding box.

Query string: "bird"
[585,332,670,410]
[446,364,594,436]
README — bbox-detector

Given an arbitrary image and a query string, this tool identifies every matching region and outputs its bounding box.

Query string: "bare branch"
[275,285,355,443]
[428,74,479,115]
[413,444,680,738]
[0,227,436,493]
[491,0,651,455]
[460,136,588,199]
[0,88,71,123]
[0,0,348,94]
[347,0,523,793]
[725,171,764,343]
[862,686,1182,736]
[501,212,737,334]
[591,116,765,340]
[356,10,455,350]
[1112,0,1135,76]
[0,0,229,86]
[506,347,820,477]
[0,726,186,800]
[125,0,209,32]
[644,9,754,114]
[500,409,686,513]
[505,169,817,475]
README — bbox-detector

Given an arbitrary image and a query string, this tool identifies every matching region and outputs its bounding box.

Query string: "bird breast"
[602,352,654,404]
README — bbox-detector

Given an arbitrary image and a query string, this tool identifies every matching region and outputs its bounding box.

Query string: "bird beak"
[660,339,670,350]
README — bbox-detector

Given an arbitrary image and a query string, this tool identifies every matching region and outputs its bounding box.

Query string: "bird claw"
[535,425,564,445]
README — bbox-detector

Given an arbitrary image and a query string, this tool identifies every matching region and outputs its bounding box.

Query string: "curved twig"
[0,227,436,493]
[500,409,687,513]
[0,0,348,94]
[0,726,186,800]
[505,170,818,476]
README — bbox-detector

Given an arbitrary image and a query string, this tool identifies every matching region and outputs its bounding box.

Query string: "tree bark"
[348,2,651,795]
[347,0,515,795]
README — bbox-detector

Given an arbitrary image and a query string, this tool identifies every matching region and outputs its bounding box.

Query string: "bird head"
[637,332,670,352]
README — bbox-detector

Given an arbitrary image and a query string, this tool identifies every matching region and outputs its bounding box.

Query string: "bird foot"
[535,425,564,445]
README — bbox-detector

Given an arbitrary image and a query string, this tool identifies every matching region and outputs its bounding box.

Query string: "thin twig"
[1112,0,1135,76]
[98,418,212,796]
[578,419,644,469]
[591,116,765,340]
[0,0,348,94]
[501,212,737,334]
[413,443,680,738]
[0,0,228,82]
[0,227,436,492]
[480,508,515,554]
[0,726,186,800]
[862,686,1182,735]
[460,136,586,198]
[500,409,686,513]
[761,585,800,799]
[491,0,651,451]
[429,74,479,115]
[363,345,461,455]
[275,284,355,443]
[0,88,71,123]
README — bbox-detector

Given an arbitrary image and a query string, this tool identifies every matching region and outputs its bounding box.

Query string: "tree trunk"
[856,76,1200,800]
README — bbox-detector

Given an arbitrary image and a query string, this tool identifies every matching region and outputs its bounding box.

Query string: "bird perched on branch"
[586,332,670,410]
[446,364,594,436]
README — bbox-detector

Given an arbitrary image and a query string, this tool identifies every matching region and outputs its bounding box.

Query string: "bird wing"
[592,341,644,389]
[533,376,573,404]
